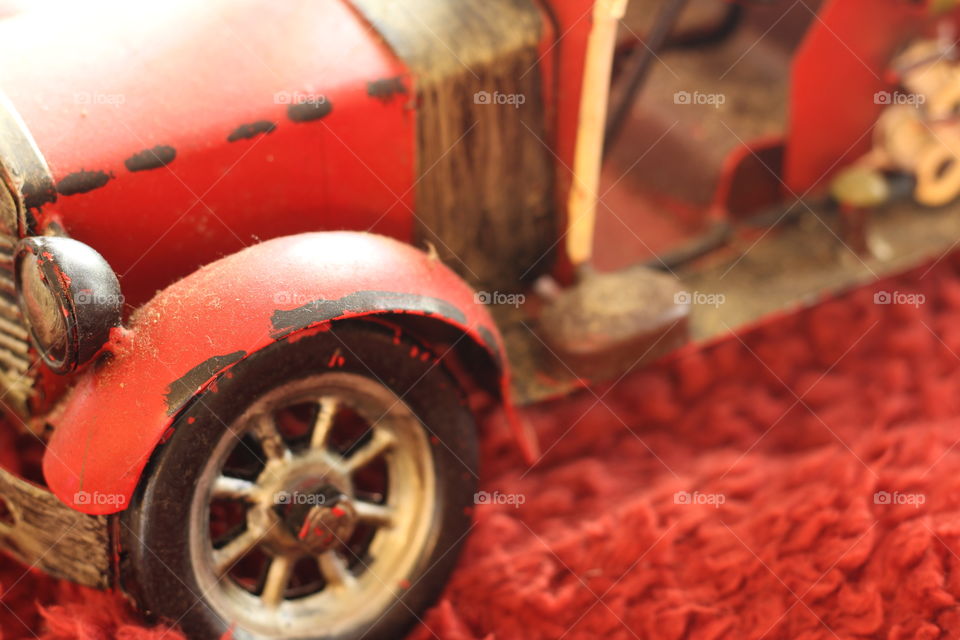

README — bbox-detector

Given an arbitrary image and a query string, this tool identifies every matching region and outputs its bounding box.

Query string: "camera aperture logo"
[474,490,525,508]
[74,91,125,106]
[673,90,725,108]
[475,291,525,308]
[874,490,925,508]
[274,91,327,106]
[874,91,925,106]
[75,289,125,306]
[73,490,126,507]
[273,291,318,307]
[674,490,725,508]
[873,291,925,307]
[474,91,526,108]
[274,491,328,506]
[674,290,725,308]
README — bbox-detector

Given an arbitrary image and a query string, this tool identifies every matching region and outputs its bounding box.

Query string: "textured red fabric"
[6,253,960,639]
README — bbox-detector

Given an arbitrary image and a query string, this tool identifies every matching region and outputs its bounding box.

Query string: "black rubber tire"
[120,323,479,640]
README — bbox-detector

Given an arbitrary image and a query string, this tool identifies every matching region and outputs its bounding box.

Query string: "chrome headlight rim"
[14,236,122,374]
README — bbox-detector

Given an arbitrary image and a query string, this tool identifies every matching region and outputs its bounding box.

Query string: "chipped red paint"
[43,232,521,515]
[0,0,573,515]
[0,0,417,308]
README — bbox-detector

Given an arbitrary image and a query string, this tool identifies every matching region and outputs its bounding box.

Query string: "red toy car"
[0,0,956,638]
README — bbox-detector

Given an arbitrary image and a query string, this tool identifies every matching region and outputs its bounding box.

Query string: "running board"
[502,197,960,404]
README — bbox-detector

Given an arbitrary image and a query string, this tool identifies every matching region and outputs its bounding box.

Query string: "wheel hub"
[298,495,357,553]
[249,453,355,555]
[276,483,358,554]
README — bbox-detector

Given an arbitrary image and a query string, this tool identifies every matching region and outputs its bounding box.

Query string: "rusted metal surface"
[0,92,56,233]
[496,263,690,404]
[503,194,960,404]
[0,466,109,588]
[538,264,688,380]
[681,198,960,340]
[0,93,49,417]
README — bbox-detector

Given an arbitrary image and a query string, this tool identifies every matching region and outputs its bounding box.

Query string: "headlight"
[15,236,122,373]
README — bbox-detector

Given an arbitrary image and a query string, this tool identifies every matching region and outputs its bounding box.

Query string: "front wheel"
[121,324,479,640]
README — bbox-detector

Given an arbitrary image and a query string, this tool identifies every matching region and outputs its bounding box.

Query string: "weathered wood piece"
[0,467,110,588]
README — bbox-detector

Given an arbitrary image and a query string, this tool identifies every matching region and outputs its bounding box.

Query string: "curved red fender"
[43,232,529,515]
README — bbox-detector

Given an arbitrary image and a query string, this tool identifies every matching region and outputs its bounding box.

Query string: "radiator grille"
[0,234,33,415]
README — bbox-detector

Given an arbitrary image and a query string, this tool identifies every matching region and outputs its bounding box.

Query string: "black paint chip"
[270,290,467,338]
[124,145,176,172]
[21,180,57,210]
[56,170,111,196]
[286,99,333,123]
[164,350,246,415]
[227,121,277,142]
[367,77,407,102]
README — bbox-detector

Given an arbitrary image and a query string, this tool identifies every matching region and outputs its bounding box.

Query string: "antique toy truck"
[0,0,955,638]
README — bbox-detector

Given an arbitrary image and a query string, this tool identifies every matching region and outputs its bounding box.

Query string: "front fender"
[43,232,524,515]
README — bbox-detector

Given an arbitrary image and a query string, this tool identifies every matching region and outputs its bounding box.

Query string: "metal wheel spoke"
[197,371,439,632]
[318,551,356,589]
[260,555,294,607]
[252,412,289,461]
[212,475,257,501]
[213,529,260,575]
[310,396,338,449]
[354,500,394,527]
[343,429,395,473]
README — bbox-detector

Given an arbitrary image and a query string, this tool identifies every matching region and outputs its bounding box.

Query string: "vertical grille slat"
[0,236,34,415]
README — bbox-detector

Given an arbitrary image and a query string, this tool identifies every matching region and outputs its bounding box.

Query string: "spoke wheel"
[121,325,478,640]
[192,373,435,636]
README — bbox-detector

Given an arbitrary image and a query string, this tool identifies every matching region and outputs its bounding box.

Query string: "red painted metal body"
[0,0,417,308]
[784,0,933,193]
[0,0,535,515]
[44,232,511,515]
